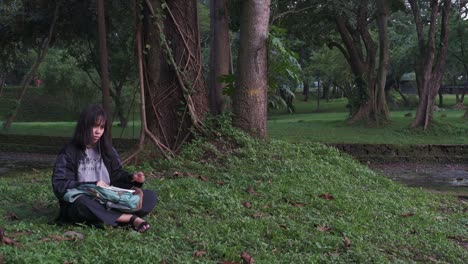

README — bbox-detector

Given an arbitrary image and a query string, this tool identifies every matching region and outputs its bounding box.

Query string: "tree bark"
[209,0,230,115]
[143,0,208,151]
[333,0,389,125]
[409,0,452,129]
[3,2,59,129]
[97,0,112,137]
[233,0,271,139]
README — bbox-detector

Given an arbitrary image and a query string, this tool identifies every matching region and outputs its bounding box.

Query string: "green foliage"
[1,132,467,262]
[38,49,98,115]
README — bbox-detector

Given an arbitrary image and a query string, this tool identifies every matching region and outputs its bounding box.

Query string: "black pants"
[62,189,157,226]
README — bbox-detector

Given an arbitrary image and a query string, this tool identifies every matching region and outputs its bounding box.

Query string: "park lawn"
[0,121,141,139]
[0,131,467,263]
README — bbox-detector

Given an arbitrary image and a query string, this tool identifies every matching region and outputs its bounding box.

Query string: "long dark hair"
[72,104,112,156]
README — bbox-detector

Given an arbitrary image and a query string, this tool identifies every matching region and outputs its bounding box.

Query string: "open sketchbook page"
[103,186,135,193]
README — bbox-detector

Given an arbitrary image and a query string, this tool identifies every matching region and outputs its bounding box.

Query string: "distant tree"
[233,0,271,138]
[408,0,452,129]
[209,0,230,115]
[3,0,61,129]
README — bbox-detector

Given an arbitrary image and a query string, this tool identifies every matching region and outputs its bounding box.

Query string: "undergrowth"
[0,117,467,263]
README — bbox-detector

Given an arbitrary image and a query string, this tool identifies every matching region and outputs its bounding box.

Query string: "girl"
[52,104,156,232]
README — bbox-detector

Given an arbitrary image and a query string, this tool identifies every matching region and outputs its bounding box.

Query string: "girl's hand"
[133,172,145,183]
[96,180,109,187]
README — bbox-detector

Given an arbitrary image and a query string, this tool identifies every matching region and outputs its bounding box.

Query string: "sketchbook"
[103,186,136,193]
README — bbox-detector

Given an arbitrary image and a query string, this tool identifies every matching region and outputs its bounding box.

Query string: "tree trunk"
[303,82,309,101]
[0,71,6,97]
[232,0,271,139]
[97,0,112,139]
[208,0,230,115]
[333,0,389,125]
[3,2,59,129]
[409,0,451,129]
[143,0,208,150]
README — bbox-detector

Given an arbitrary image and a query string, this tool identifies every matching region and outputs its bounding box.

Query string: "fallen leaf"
[316,226,331,232]
[246,187,258,196]
[193,250,206,257]
[5,212,20,221]
[290,202,306,207]
[263,204,270,209]
[319,193,335,200]
[448,236,468,249]
[241,252,255,264]
[427,256,438,262]
[401,213,414,218]
[198,176,209,182]
[2,236,18,246]
[343,237,351,248]
[251,212,264,219]
[63,231,84,240]
[279,224,288,229]
[242,202,252,209]
[216,180,226,186]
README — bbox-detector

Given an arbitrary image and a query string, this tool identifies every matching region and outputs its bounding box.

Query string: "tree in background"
[2,0,61,129]
[137,0,208,156]
[408,0,452,129]
[209,0,230,115]
[233,0,271,138]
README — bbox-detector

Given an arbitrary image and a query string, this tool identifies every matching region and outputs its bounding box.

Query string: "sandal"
[129,215,150,233]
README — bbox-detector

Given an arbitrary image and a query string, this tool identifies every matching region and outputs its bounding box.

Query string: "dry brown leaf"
[316,226,331,232]
[263,204,270,209]
[291,202,306,207]
[242,202,252,209]
[246,187,258,196]
[2,236,18,246]
[401,213,415,218]
[251,212,264,219]
[193,250,206,257]
[343,237,351,248]
[216,180,226,186]
[448,236,468,249]
[241,252,255,264]
[5,212,20,221]
[198,176,209,182]
[319,193,335,200]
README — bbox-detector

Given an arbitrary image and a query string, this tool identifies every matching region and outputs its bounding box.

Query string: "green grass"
[0,121,141,139]
[1,132,467,263]
[267,93,468,144]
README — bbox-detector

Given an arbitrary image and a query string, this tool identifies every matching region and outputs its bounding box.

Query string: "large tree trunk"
[233,0,271,139]
[333,0,389,125]
[3,2,59,129]
[208,0,230,115]
[409,0,451,129]
[143,0,208,151]
[97,0,112,135]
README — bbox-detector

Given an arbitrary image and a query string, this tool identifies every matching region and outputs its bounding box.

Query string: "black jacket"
[52,142,142,201]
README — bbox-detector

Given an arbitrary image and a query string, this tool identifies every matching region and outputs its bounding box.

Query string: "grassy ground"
[1,127,467,263]
[268,94,468,144]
